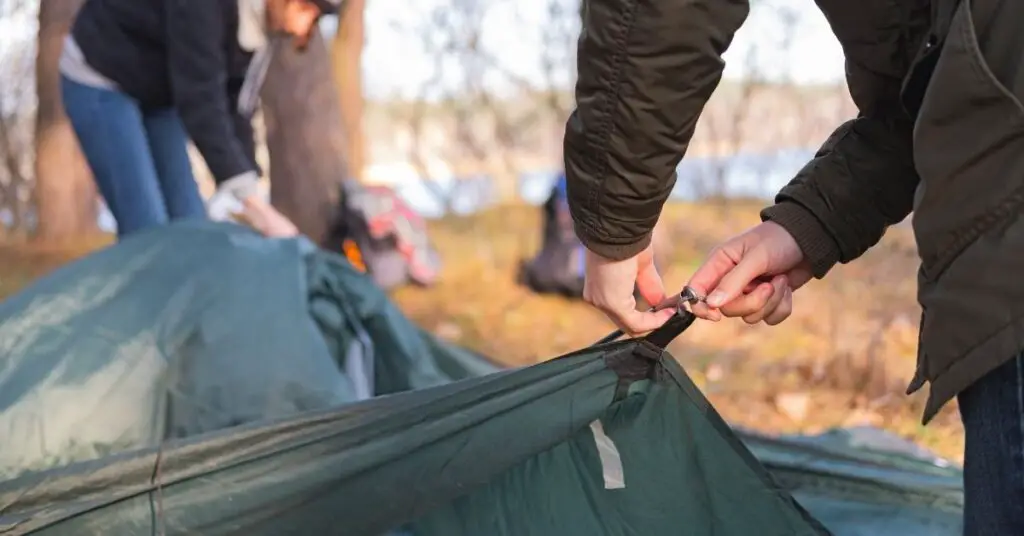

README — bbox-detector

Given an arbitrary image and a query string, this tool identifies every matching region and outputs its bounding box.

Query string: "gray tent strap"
[335,292,376,400]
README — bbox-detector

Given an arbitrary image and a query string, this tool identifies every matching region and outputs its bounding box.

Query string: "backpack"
[324,183,442,290]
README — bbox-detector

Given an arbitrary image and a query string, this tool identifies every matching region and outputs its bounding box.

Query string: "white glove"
[208,171,260,221]
[208,172,298,238]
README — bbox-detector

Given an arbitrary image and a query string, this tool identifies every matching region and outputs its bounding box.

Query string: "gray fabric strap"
[237,40,277,118]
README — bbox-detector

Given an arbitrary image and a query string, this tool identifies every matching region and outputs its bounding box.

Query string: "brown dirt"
[0,203,965,462]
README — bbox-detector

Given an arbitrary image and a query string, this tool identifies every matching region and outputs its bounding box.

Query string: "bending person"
[60,0,340,238]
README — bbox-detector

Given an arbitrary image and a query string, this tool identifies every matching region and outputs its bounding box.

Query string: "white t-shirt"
[58,35,117,90]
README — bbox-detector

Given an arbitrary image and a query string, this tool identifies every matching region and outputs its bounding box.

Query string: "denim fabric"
[958,353,1024,535]
[60,74,206,237]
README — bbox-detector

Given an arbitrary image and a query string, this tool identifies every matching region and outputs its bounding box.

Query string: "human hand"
[583,243,675,335]
[687,221,812,326]
[236,196,300,238]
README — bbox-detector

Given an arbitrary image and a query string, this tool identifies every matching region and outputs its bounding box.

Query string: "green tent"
[0,222,963,535]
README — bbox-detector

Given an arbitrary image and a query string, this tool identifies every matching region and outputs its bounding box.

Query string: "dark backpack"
[323,183,442,290]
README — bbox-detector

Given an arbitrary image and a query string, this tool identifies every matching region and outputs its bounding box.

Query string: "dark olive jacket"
[564,0,1024,423]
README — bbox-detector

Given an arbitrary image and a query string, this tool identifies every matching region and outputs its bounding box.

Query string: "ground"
[0,202,965,462]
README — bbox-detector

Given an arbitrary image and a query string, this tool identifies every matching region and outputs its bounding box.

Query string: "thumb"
[706,251,769,308]
[617,308,676,335]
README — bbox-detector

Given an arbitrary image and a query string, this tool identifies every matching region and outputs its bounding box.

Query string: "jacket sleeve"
[165,0,258,186]
[563,0,750,261]
[759,0,931,278]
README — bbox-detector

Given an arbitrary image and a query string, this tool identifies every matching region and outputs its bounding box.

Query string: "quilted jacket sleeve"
[759,0,931,277]
[563,0,750,260]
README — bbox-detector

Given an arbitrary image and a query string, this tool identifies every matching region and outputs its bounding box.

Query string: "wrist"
[760,202,840,279]
[217,171,261,203]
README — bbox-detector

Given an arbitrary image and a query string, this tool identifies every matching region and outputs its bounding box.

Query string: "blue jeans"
[60,75,207,238]
[959,353,1024,535]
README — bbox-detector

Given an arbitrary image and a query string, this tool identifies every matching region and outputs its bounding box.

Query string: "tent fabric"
[0,222,963,535]
[0,337,829,536]
[0,222,466,480]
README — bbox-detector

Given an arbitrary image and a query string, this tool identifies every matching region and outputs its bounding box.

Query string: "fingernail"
[707,291,725,307]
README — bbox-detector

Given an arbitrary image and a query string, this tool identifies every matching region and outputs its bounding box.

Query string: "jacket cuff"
[760,202,841,279]
[574,222,652,262]
[217,171,261,202]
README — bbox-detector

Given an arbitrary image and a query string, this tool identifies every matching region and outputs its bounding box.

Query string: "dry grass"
[0,233,113,301]
[0,202,965,462]
[393,202,964,462]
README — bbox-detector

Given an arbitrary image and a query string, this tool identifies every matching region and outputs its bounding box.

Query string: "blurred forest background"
[0,0,961,459]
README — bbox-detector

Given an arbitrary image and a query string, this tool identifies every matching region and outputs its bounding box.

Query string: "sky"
[355,0,847,99]
[1,0,846,102]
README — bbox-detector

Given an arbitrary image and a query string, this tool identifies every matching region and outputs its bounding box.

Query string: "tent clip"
[593,286,700,348]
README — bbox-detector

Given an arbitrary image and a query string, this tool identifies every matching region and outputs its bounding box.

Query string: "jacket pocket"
[911,0,1024,282]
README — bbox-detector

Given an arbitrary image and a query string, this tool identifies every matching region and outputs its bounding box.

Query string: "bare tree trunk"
[35,0,99,240]
[331,0,366,182]
[261,30,351,245]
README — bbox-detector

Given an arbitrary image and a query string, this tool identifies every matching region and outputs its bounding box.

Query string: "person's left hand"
[582,243,675,335]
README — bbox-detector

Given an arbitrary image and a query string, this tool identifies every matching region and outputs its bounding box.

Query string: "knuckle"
[778,298,793,316]
[750,296,768,311]
[721,300,753,317]
[718,305,740,318]
[765,305,792,326]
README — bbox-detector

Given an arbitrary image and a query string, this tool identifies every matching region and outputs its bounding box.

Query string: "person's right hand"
[687,221,813,326]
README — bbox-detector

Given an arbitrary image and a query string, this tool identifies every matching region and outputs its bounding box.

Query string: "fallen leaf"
[434,322,463,341]
[775,392,810,423]
[705,363,725,382]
